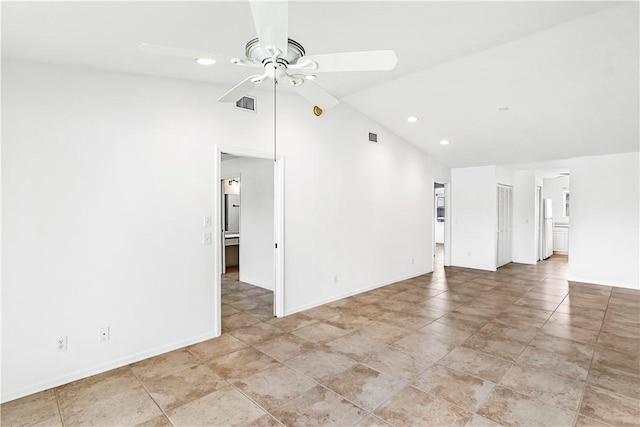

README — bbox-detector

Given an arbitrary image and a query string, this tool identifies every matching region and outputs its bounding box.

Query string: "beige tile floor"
[3,250,640,427]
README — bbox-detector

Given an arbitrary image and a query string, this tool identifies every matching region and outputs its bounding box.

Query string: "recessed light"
[407,116,418,123]
[195,58,216,65]
[497,105,509,111]
[440,140,450,145]
[305,75,317,80]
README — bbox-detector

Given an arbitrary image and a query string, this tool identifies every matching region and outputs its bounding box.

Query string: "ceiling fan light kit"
[139,1,397,110]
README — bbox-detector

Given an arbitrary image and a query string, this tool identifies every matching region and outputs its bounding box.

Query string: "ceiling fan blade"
[296,50,398,72]
[249,1,288,55]
[291,79,339,110]
[139,43,233,64]
[217,74,265,103]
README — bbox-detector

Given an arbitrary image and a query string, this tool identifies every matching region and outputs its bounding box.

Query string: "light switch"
[204,216,212,228]
[203,232,212,245]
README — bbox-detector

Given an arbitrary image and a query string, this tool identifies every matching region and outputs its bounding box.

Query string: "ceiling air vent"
[235,96,256,113]
[368,132,378,144]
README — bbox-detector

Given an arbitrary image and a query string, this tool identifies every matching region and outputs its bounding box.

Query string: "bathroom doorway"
[221,175,240,275]
[214,147,284,336]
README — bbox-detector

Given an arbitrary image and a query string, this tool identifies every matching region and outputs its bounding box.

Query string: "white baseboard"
[567,276,639,290]
[239,276,274,291]
[1,331,219,404]
[284,269,433,317]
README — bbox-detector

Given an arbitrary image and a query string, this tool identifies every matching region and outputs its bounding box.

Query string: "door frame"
[443,181,452,267]
[432,180,452,268]
[536,185,543,261]
[214,145,285,336]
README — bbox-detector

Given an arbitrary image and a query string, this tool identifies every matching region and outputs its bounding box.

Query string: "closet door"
[497,185,513,268]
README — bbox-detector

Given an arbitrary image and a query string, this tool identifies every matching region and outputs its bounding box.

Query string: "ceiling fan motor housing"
[140,1,397,110]
[245,37,306,68]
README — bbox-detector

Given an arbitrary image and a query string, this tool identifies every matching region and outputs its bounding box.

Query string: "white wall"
[451,166,498,270]
[279,104,445,313]
[221,157,274,290]
[543,175,570,225]
[568,152,639,289]
[1,60,450,401]
[512,170,537,264]
[451,165,518,270]
[495,166,514,187]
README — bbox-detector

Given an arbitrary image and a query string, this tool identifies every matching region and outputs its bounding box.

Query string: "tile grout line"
[367,276,542,424]
[253,334,416,426]
[219,278,330,425]
[573,287,625,427]
[127,365,176,427]
[8,258,635,427]
[186,317,288,425]
[495,281,585,422]
[226,381,286,426]
[439,272,584,423]
[52,387,66,427]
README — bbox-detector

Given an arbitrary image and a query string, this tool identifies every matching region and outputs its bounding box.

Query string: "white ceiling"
[2,1,638,168]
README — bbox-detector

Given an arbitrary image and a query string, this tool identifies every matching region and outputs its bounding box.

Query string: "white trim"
[221,173,241,180]
[431,179,436,273]
[1,331,219,404]
[273,157,285,317]
[443,181,452,267]
[213,149,222,336]
[283,269,433,316]
[432,180,452,268]
[240,278,274,292]
[217,145,276,161]
[215,145,285,321]
[567,276,639,290]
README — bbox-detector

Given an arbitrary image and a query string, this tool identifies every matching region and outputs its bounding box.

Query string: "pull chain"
[273,62,278,163]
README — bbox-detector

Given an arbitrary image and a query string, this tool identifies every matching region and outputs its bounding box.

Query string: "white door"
[535,186,542,261]
[220,179,226,275]
[496,185,513,268]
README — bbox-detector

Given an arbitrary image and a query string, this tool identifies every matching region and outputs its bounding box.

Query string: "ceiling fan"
[139,1,398,110]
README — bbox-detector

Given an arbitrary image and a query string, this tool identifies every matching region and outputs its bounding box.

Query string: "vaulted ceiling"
[2,1,638,168]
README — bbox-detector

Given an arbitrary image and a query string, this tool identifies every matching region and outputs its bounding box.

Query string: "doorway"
[214,146,284,336]
[433,181,451,268]
[221,175,240,275]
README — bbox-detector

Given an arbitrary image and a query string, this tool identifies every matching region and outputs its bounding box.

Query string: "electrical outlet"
[100,326,110,342]
[411,258,415,265]
[204,215,212,228]
[332,275,338,284]
[56,336,67,352]
[203,232,212,245]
